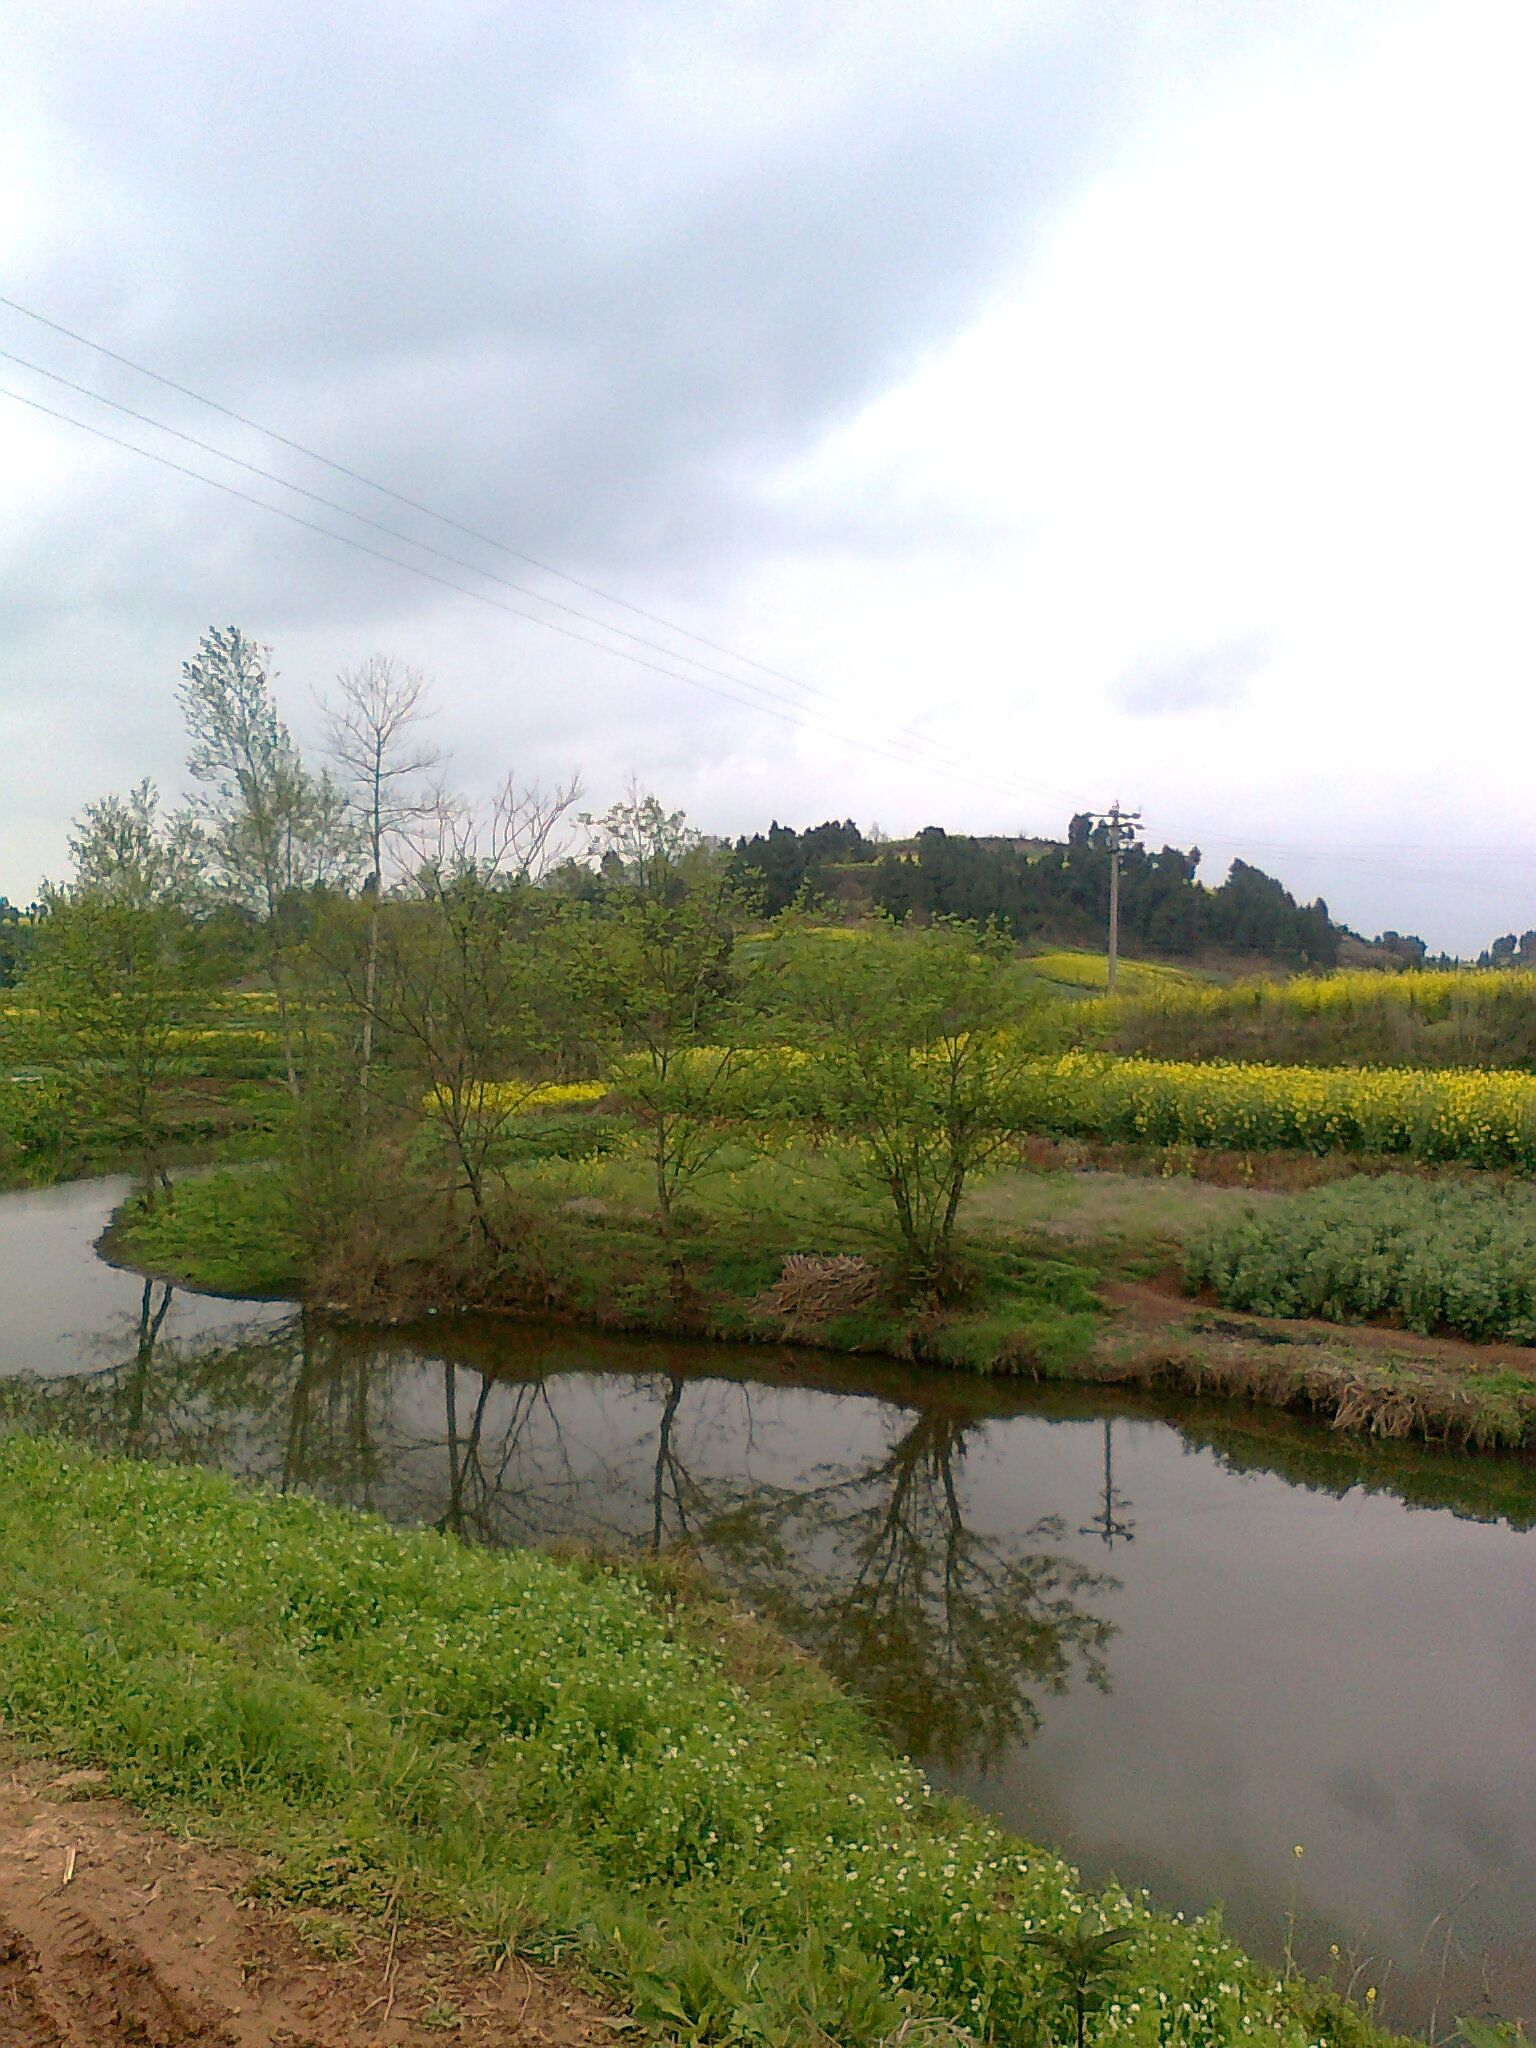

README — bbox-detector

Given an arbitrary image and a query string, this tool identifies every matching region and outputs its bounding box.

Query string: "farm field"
[1089,965,1536,1069]
[1011,1051,1536,1168]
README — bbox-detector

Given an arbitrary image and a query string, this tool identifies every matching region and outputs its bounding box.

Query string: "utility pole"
[1090,800,1142,994]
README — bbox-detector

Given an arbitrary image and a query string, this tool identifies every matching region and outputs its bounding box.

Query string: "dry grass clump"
[1100,1334,1535,1450]
[758,1252,882,1321]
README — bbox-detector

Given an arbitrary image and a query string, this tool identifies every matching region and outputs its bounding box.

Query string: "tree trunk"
[654,1124,673,1238]
[359,893,379,1137]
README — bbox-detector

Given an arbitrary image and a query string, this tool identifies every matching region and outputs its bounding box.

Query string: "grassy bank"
[1094,1318,1536,1452]
[111,1159,1536,1455]
[112,1161,1106,1376]
[0,1435,1396,2048]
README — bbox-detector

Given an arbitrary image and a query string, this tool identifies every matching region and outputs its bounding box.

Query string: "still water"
[3,1176,1533,2032]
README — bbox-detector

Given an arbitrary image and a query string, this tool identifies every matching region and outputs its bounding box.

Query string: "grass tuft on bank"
[0,1436,1396,2048]
[114,1164,307,1296]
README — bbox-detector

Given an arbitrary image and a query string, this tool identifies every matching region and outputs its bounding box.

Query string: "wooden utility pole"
[1092,800,1142,994]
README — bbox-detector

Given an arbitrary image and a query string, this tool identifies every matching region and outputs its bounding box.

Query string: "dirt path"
[0,1759,618,2047]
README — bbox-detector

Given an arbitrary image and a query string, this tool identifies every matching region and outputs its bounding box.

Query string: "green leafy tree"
[583,793,757,1235]
[21,783,218,1193]
[355,773,585,1257]
[179,626,359,1095]
[0,898,33,989]
[763,919,1056,1291]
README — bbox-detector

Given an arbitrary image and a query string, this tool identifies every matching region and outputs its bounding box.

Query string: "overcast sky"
[3,1,1533,952]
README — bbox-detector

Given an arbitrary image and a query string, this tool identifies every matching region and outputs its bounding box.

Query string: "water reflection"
[5,1170,1536,2033]
[698,1402,1113,1766]
[1080,1418,1136,1551]
[0,1307,1114,1773]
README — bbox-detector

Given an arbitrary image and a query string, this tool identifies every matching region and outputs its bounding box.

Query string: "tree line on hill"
[6,744,1531,988]
[730,816,1340,967]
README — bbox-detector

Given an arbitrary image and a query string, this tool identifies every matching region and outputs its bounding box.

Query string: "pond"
[3,1175,1534,2034]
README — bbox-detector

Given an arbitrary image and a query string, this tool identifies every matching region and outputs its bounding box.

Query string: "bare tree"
[322,656,443,1117]
[417,768,584,889]
[323,657,443,893]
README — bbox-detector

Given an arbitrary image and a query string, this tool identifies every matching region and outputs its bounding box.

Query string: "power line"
[0,290,1082,808]
[0,378,1074,812]
[6,297,1519,882]
[0,347,863,733]
[0,343,1081,810]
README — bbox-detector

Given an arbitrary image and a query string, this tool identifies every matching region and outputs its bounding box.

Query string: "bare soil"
[0,1759,618,2048]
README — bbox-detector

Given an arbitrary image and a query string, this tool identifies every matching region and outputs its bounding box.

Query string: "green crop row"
[1184,1177,1536,1343]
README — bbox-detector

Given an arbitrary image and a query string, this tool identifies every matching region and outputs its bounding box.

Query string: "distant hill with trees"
[730,815,1342,969]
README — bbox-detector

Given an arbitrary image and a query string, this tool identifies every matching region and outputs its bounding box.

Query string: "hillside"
[731,814,1346,971]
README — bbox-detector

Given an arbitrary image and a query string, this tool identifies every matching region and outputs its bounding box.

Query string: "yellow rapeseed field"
[1090,965,1536,1025]
[1010,1052,1536,1167]
[426,1078,608,1116]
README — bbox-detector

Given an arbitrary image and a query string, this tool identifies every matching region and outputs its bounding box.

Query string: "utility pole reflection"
[1080,1418,1135,1549]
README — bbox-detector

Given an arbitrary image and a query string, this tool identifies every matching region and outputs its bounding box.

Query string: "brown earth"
[0,1759,619,2048]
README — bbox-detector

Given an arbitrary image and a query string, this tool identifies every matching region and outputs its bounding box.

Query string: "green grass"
[965,1169,1267,1261]
[116,1166,307,1295]
[0,1436,1398,2048]
[114,1154,1105,1376]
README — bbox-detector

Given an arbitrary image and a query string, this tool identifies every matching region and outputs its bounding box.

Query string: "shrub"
[1184,1177,1536,1342]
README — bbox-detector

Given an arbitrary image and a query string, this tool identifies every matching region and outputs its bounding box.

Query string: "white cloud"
[2,0,1532,950]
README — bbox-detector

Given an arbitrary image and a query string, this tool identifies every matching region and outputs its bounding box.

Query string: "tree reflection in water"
[0,1317,1115,1772]
[0,1286,312,1475]
[683,1401,1115,1769]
